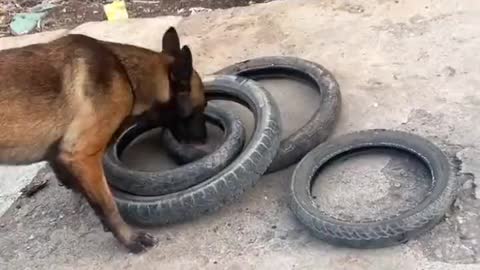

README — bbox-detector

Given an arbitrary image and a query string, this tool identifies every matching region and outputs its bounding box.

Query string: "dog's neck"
[102,42,172,116]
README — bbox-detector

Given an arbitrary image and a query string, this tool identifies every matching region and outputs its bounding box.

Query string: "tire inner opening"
[310,147,432,223]
[119,122,224,171]
[224,67,320,140]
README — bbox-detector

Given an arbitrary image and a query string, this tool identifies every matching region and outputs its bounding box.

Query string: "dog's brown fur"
[0,27,206,253]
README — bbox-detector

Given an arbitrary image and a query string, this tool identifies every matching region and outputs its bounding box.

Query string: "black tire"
[103,105,246,196]
[289,129,458,249]
[161,130,210,165]
[112,75,281,226]
[214,56,342,173]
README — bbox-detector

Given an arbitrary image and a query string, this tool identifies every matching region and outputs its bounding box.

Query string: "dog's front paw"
[126,232,158,254]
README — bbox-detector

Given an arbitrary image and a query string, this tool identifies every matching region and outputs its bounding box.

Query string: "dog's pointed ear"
[162,27,180,55]
[181,45,192,70]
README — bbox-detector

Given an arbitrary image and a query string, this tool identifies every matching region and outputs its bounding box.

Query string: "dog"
[0,27,207,253]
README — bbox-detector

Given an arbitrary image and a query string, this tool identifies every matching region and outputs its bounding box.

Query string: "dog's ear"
[181,45,192,70]
[162,27,180,55]
[170,45,193,83]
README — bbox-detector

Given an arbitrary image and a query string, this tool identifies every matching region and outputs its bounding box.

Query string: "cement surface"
[1,0,480,269]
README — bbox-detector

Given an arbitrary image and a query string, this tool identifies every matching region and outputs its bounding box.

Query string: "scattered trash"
[30,3,57,13]
[103,0,129,21]
[9,3,57,36]
[188,7,212,15]
[10,12,47,35]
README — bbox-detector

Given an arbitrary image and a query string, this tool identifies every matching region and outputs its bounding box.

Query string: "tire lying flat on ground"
[112,74,282,226]
[103,105,246,196]
[289,129,458,249]
[214,56,342,173]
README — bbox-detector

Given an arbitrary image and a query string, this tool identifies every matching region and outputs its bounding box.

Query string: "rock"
[442,66,456,77]
[21,175,49,197]
[462,179,474,190]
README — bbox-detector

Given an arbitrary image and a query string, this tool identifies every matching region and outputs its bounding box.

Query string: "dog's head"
[160,27,207,144]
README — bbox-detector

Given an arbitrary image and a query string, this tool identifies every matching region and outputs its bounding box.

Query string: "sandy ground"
[1,0,480,269]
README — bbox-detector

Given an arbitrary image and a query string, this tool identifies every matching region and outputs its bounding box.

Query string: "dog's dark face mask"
[167,83,207,144]
[162,27,208,144]
[169,109,207,144]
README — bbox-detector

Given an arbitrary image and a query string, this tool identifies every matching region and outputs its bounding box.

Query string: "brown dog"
[0,27,207,253]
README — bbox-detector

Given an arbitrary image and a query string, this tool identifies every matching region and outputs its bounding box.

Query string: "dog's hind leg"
[52,65,157,253]
[55,150,157,253]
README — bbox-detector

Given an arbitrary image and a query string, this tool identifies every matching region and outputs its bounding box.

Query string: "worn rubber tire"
[160,131,210,165]
[214,56,342,173]
[103,105,246,196]
[112,74,281,226]
[290,129,458,249]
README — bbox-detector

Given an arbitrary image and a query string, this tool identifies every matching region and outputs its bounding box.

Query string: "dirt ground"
[0,0,273,36]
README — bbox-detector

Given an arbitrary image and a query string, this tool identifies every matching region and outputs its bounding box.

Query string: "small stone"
[409,15,427,24]
[456,215,465,224]
[442,66,456,77]
[462,179,474,190]
[277,231,288,240]
[343,4,365,13]
[28,235,35,240]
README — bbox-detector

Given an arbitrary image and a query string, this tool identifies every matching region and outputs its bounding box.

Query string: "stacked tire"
[103,56,341,226]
